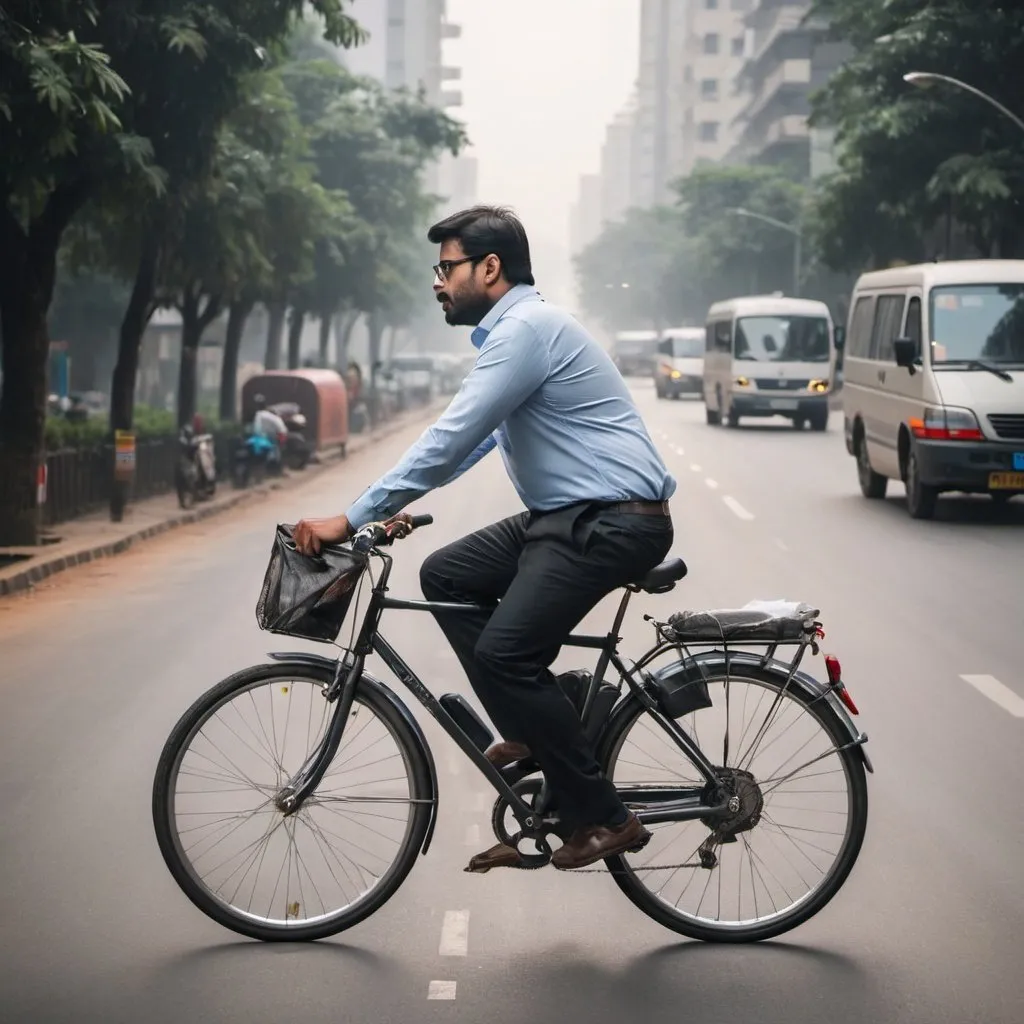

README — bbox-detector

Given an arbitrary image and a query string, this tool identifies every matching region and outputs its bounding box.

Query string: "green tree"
[674,164,806,299]
[574,207,702,332]
[0,0,363,542]
[809,0,1024,271]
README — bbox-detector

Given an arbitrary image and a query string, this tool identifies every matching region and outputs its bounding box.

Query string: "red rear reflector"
[824,654,859,714]
[824,654,841,683]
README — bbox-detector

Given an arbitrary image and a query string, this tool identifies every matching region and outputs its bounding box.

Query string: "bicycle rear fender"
[613,650,872,774]
[268,651,441,853]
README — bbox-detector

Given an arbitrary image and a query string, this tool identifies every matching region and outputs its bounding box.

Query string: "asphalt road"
[1,382,1022,1024]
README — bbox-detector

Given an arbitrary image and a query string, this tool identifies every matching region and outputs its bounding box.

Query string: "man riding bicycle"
[294,205,676,870]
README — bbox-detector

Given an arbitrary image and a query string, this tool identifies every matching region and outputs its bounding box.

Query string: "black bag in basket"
[256,524,369,642]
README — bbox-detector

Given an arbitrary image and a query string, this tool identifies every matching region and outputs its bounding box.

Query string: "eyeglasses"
[433,255,485,282]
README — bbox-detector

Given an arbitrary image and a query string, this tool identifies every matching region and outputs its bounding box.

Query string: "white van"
[842,260,1024,518]
[654,327,705,399]
[612,330,658,377]
[703,296,836,430]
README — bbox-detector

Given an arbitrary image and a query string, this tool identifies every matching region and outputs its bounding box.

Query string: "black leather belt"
[603,500,671,516]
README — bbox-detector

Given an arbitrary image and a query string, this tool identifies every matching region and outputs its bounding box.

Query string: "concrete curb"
[0,402,441,599]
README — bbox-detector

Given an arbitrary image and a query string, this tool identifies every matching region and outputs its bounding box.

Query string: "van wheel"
[793,416,806,430]
[809,408,829,432]
[705,405,720,426]
[856,438,887,499]
[905,449,938,520]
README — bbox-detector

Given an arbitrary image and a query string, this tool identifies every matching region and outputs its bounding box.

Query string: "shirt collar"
[470,284,539,349]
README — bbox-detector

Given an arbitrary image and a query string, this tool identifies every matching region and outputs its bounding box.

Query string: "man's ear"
[482,253,502,286]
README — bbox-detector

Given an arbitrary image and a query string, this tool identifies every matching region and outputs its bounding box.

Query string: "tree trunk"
[335,309,358,370]
[0,185,88,545]
[287,307,305,369]
[219,297,253,422]
[367,310,384,426]
[108,240,160,521]
[265,300,285,370]
[110,240,159,434]
[176,285,221,429]
[318,312,332,367]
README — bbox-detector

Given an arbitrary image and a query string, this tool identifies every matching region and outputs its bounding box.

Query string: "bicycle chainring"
[490,779,571,869]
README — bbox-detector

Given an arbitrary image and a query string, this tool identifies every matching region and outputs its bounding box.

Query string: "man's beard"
[438,289,493,327]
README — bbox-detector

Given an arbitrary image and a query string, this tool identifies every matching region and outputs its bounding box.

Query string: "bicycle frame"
[276,545,731,835]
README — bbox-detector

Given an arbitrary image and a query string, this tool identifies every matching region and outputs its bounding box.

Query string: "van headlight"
[808,379,829,393]
[733,376,751,388]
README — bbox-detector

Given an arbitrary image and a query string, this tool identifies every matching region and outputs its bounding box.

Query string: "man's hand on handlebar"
[292,512,433,556]
[293,514,351,555]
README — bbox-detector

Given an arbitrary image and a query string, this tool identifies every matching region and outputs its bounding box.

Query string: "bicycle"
[152,514,872,944]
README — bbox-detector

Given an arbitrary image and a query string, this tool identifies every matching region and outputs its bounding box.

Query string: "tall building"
[632,0,689,207]
[728,0,848,178]
[677,0,754,175]
[599,106,636,228]
[569,174,604,258]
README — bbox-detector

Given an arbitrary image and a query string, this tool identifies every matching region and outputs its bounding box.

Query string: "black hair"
[427,205,535,286]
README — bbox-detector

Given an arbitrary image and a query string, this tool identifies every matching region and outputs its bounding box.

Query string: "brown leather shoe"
[551,812,650,870]
[484,741,532,768]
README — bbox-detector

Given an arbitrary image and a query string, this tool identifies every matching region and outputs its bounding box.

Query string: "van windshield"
[929,284,1024,365]
[734,316,830,363]
[667,336,704,358]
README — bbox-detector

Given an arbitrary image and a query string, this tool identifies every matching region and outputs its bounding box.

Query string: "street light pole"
[728,207,803,297]
[903,72,1024,135]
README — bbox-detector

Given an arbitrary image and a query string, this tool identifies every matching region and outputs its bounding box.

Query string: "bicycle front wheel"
[601,664,868,942]
[153,662,432,941]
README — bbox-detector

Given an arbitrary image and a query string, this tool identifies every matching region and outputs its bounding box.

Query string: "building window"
[700,79,719,101]
[731,36,745,57]
[699,121,719,142]
[704,33,720,55]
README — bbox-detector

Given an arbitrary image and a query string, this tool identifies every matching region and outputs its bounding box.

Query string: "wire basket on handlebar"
[256,524,368,642]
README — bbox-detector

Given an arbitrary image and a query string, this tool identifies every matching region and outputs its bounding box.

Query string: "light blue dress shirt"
[345,285,677,528]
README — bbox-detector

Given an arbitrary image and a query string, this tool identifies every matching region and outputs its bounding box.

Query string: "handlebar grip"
[410,514,433,529]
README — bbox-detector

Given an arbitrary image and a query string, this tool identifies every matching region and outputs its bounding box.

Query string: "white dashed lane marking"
[722,496,754,521]
[428,981,457,1000]
[690,464,702,472]
[705,478,719,490]
[439,910,470,956]
[959,675,1024,718]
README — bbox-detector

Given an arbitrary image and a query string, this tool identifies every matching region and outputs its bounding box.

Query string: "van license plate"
[1014,452,1024,471]
[989,472,1024,489]
[772,399,799,410]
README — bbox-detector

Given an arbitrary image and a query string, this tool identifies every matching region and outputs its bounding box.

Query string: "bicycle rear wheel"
[153,662,432,941]
[600,664,868,942]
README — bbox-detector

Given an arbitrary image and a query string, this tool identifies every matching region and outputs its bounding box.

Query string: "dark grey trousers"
[419,503,673,828]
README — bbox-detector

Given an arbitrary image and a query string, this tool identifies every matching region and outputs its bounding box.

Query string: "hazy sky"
[444,0,640,308]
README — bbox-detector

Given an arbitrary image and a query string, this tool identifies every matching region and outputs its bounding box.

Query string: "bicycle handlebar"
[351,513,433,554]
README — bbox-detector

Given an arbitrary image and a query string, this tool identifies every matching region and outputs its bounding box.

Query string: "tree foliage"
[808,0,1024,270]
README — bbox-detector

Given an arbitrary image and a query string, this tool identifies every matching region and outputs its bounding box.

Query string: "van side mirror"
[833,326,846,350]
[893,336,917,372]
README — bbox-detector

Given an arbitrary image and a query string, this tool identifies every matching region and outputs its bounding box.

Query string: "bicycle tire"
[153,662,432,941]
[599,663,868,942]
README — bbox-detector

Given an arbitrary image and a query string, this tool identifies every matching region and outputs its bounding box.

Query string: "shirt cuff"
[345,492,387,529]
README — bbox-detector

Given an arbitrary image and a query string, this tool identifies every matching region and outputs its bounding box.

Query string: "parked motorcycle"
[231,430,279,489]
[268,402,313,471]
[175,424,217,509]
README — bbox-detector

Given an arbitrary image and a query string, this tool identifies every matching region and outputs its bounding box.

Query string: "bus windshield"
[734,316,830,363]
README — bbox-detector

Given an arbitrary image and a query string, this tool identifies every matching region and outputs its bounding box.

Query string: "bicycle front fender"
[267,651,441,853]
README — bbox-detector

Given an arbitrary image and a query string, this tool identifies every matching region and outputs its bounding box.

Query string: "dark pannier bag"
[256,524,368,642]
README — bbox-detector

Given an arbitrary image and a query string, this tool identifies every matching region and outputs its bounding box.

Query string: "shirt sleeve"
[345,317,550,527]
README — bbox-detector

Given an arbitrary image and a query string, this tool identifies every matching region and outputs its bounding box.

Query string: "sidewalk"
[0,402,441,598]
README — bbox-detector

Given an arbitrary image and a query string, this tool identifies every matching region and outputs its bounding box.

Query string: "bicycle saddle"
[633,557,688,594]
